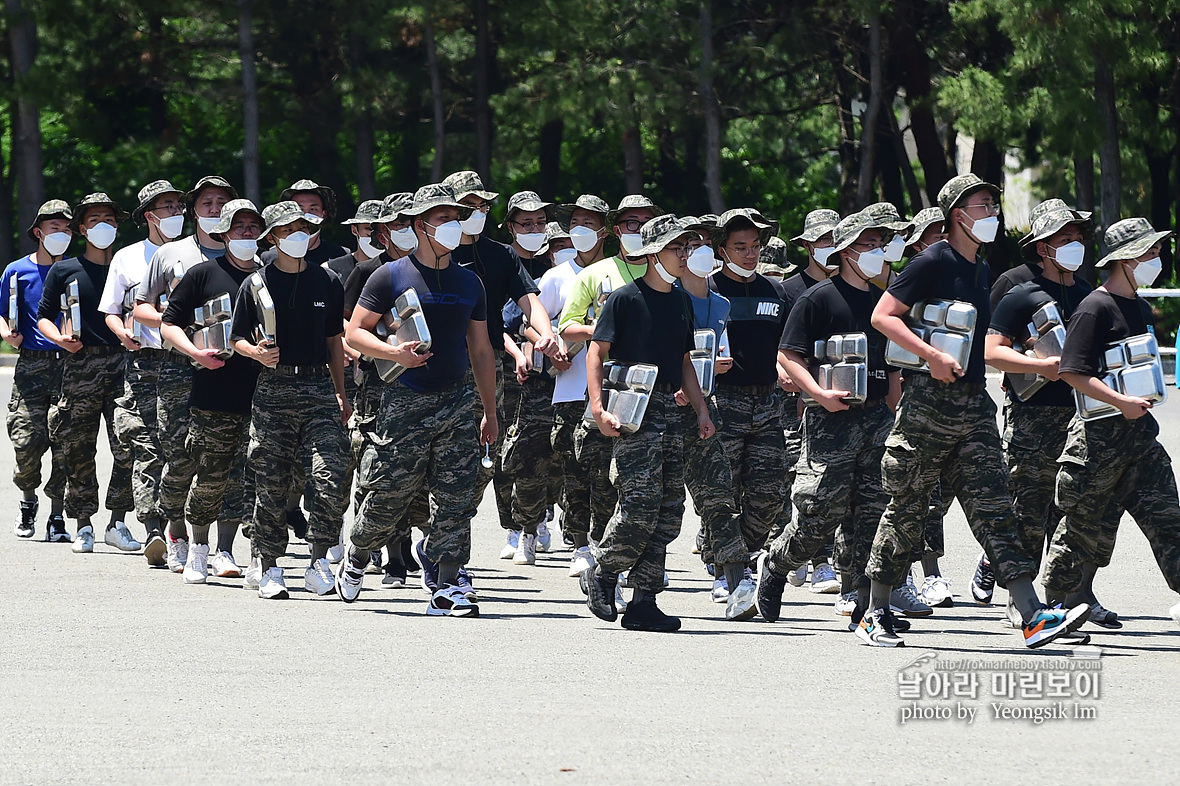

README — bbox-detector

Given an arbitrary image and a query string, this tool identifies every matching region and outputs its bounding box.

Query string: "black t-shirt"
[1059,289,1155,377]
[229,262,345,367]
[593,278,693,390]
[451,236,539,351]
[326,251,364,287]
[990,261,1039,311]
[162,256,261,415]
[344,253,392,316]
[356,255,487,392]
[710,271,789,386]
[780,270,823,320]
[260,239,348,268]
[520,253,553,283]
[779,276,891,401]
[990,274,1093,407]
[887,240,991,384]
[37,256,119,346]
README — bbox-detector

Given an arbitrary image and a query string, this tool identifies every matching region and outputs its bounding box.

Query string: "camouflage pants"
[681,399,746,567]
[115,351,165,522]
[1043,414,1180,595]
[713,385,786,553]
[913,481,952,562]
[1002,403,1074,572]
[595,393,685,592]
[573,417,617,543]
[6,350,66,501]
[770,390,831,562]
[50,347,133,519]
[552,400,592,538]
[354,381,477,564]
[501,376,556,534]
[767,401,892,580]
[185,408,253,538]
[157,359,195,527]
[350,369,383,514]
[247,371,348,559]
[867,375,1036,588]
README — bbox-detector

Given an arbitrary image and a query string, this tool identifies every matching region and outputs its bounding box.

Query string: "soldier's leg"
[595,407,665,579]
[469,365,504,518]
[247,374,301,567]
[491,369,520,532]
[507,403,553,539]
[1003,405,1074,573]
[304,378,350,560]
[424,385,480,582]
[627,401,684,594]
[99,353,133,522]
[552,402,590,544]
[1113,438,1180,593]
[157,361,196,541]
[682,402,744,578]
[7,354,53,501]
[737,391,786,551]
[118,353,165,536]
[218,426,253,554]
[769,390,802,543]
[575,422,616,544]
[185,408,245,546]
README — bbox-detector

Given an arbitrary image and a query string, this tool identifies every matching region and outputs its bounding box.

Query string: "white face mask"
[227,238,258,260]
[569,225,602,253]
[723,250,755,280]
[619,233,644,255]
[813,246,837,270]
[552,248,578,266]
[156,214,185,240]
[427,220,463,251]
[41,232,71,256]
[1050,241,1085,272]
[964,214,1000,244]
[515,232,547,253]
[686,246,716,277]
[853,248,887,279]
[1132,257,1162,288]
[197,216,221,234]
[277,231,310,258]
[653,261,677,284]
[389,227,418,252]
[459,210,487,236]
[883,235,907,262]
[357,235,380,258]
[84,222,118,250]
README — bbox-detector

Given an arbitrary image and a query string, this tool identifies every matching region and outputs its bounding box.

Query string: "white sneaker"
[536,522,551,552]
[183,544,210,584]
[835,591,858,616]
[244,556,262,589]
[615,583,627,613]
[327,543,345,565]
[663,572,670,588]
[809,563,839,594]
[569,546,594,577]
[711,577,729,603]
[499,530,520,559]
[1170,600,1180,628]
[166,537,189,573]
[209,551,241,578]
[71,525,94,554]
[1002,596,1023,629]
[304,558,336,596]
[726,578,758,621]
[427,585,479,617]
[103,521,141,552]
[787,562,808,587]
[619,571,630,588]
[514,533,537,565]
[920,575,954,608]
[258,567,289,599]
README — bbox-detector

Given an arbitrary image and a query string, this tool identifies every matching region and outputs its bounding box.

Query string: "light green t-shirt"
[557,255,646,332]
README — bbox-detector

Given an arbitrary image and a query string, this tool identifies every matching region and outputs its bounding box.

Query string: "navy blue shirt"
[2,254,59,351]
[710,271,789,386]
[356,255,488,392]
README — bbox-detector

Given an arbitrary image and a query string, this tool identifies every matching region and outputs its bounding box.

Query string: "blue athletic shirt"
[1,254,59,351]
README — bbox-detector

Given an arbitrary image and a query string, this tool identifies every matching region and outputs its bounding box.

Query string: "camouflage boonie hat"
[132,179,184,224]
[607,195,664,227]
[833,209,895,253]
[554,194,610,229]
[790,209,840,243]
[260,201,316,238]
[502,191,553,227]
[280,178,337,221]
[1018,198,1093,248]
[185,175,238,215]
[545,221,571,241]
[25,199,73,240]
[938,173,1001,218]
[342,199,383,225]
[863,202,912,232]
[625,214,696,260]
[905,206,945,246]
[677,215,715,235]
[1096,218,1173,269]
[758,236,791,269]
[711,207,780,247]
[375,192,414,223]
[72,192,128,229]
[208,198,262,237]
[443,170,498,202]
[399,183,473,218]
[1019,207,1093,260]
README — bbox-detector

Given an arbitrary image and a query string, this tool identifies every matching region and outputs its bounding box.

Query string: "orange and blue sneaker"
[1021,604,1089,649]
[855,608,904,647]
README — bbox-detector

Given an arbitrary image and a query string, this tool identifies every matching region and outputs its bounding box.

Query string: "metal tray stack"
[189,293,235,360]
[371,288,432,383]
[60,279,81,340]
[691,329,717,396]
[802,332,869,406]
[1008,302,1068,402]
[246,272,278,347]
[885,299,977,374]
[8,276,18,328]
[1075,333,1167,420]
[583,361,660,433]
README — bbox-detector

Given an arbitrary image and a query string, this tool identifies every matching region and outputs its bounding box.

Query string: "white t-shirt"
[99,238,161,348]
[138,235,221,309]
[538,259,589,404]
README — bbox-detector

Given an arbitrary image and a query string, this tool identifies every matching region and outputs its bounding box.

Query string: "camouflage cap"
[863,202,912,232]
[72,192,129,228]
[260,201,317,238]
[502,191,553,227]
[132,179,184,224]
[905,206,945,246]
[1096,217,1173,268]
[625,214,696,260]
[545,221,571,241]
[1018,198,1094,248]
[938,173,1001,218]
[398,183,474,218]
[677,215,715,235]
[443,170,498,202]
[832,209,895,253]
[185,175,238,215]
[375,192,414,223]
[759,236,792,270]
[756,262,787,278]
[341,199,384,225]
[607,195,664,227]
[790,208,840,243]
[711,207,780,247]
[1019,207,1093,259]
[554,194,610,229]
[280,178,337,221]
[208,198,262,237]
[25,199,73,240]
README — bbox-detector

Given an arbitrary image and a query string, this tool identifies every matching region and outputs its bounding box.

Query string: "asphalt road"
[1,368,1178,785]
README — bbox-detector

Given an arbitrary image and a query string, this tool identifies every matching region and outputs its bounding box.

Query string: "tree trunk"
[0,108,15,265]
[1075,150,1097,282]
[622,88,644,194]
[425,7,445,181]
[399,90,423,192]
[698,0,725,213]
[855,11,882,207]
[889,106,924,211]
[971,140,1006,276]
[473,0,492,184]
[537,118,563,201]
[6,0,43,255]
[894,19,949,202]
[1094,52,1121,236]
[348,24,377,201]
[831,48,859,214]
[147,11,167,139]
[682,118,706,215]
[1146,144,1173,279]
[237,0,260,204]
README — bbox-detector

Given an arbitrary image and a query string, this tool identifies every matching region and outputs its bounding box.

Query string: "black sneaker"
[15,499,37,538]
[849,599,911,633]
[382,558,407,588]
[412,538,439,593]
[45,514,70,543]
[143,532,167,567]
[581,566,618,622]
[286,507,308,541]
[621,596,681,632]
[970,551,995,604]
[754,552,788,622]
[693,528,705,555]
[560,514,575,547]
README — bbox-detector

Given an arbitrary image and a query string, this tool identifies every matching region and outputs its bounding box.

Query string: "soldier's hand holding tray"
[251,338,280,368]
[593,408,622,438]
[1,324,22,349]
[193,348,226,371]
[813,387,852,413]
[1117,395,1153,420]
[697,410,716,440]
[927,348,963,384]
[57,334,83,354]
[389,339,432,368]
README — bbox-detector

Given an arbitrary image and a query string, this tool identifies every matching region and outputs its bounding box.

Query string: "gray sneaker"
[889,578,933,617]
